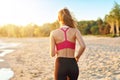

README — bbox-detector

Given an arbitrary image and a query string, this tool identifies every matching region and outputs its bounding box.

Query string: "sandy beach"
[1,36,120,80]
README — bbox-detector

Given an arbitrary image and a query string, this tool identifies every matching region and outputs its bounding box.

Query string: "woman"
[49,8,86,80]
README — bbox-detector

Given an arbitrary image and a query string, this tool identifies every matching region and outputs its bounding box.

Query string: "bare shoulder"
[75,28,80,31]
[69,28,76,31]
[72,28,80,33]
[50,29,59,35]
[73,28,82,37]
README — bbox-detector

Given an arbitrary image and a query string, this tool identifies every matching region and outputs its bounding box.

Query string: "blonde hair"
[58,8,77,28]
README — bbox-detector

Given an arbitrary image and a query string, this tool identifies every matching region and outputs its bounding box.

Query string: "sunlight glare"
[0,0,54,26]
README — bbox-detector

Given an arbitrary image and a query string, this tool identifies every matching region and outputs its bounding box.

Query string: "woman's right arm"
[49,31,56,57]
[75,29,86,61]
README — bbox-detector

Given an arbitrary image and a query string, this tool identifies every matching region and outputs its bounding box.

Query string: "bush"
[82,26,91,35]
[90,26,99,35]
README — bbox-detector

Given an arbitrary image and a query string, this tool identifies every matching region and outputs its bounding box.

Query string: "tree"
[97,18,104,34]
[111,2,120,36]
[105,2,120,36]
[105,14,115,36]
[90,26,99,35]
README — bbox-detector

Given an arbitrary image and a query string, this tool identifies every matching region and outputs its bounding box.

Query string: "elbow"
[82,45,86,50]
[50,52,55,57]
[84,45,86,49]
[51,54,55,57]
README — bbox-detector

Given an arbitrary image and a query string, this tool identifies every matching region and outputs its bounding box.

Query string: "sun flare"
[0,0,56,26]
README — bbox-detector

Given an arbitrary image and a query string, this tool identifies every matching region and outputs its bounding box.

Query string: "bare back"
[53,27,76,58]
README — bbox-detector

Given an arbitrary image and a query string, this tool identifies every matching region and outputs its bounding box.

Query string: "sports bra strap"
[56,27,75,51]
[60,28,69,40]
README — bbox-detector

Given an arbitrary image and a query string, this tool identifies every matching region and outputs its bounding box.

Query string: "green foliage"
[77,20,97,35]
[90,26,99,35]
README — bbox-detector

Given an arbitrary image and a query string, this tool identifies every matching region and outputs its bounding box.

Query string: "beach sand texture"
[1,36,120,80]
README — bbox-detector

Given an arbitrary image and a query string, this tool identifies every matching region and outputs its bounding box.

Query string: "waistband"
[56,57,75,60]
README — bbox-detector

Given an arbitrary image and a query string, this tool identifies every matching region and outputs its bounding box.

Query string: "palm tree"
[105,2,120,36]
[115,18,120,36]
[110,2,120,36]
[105,15,115,36]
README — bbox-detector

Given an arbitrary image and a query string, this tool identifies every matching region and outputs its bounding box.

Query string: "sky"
[0,0,120,26]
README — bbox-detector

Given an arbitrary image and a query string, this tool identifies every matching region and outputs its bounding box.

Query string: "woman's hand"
[75,57,79,62]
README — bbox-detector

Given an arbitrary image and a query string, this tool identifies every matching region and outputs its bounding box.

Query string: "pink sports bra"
[56,27,75,51]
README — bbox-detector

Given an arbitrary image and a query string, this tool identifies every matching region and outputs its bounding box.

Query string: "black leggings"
[55,57,79,80]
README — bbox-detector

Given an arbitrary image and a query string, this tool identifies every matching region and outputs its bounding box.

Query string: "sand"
[0,42,20,80]
[1,36,120,80]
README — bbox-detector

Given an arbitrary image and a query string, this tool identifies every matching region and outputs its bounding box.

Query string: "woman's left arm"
[49,31,56,57]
